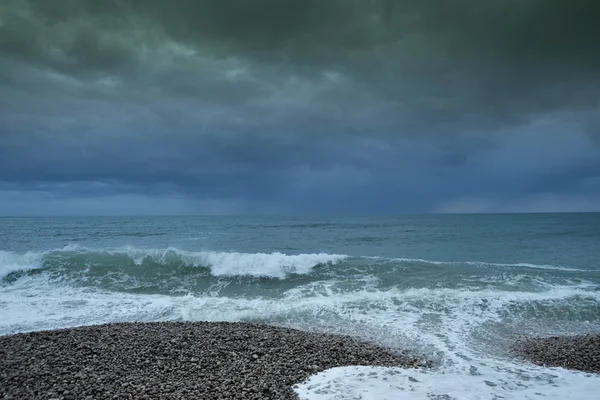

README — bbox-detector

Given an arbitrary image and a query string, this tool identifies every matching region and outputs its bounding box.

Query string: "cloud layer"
[1,0,599,214]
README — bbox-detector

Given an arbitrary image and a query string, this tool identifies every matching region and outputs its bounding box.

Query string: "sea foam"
[295,365,600,400]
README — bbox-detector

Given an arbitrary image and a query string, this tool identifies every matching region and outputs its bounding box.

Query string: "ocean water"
[1,214,600,399]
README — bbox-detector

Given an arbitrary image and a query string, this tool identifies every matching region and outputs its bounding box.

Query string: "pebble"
[0,321,427,399]
[513,333,600,374]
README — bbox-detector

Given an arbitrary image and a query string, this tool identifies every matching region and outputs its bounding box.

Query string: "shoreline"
[0,321,428,400]
[513,333,600,375]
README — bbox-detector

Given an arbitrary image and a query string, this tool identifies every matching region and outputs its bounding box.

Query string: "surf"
[0,245,348,280]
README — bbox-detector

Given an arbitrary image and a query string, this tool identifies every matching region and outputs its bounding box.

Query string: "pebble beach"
[513,333,600,375]
[0,322,426,400]
[2,215,600,398]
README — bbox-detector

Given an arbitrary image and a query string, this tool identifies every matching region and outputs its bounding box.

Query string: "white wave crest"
[0,245,347,279]
[200,251,346,278]
[0,250,46,278]
[96,247,347,278]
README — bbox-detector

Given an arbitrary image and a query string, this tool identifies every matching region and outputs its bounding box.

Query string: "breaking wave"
[0,246,347,280]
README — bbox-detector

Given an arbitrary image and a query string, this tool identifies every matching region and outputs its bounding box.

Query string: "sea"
[1,214,599,399]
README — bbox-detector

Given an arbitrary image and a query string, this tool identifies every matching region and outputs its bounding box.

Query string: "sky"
[1,0,599,215]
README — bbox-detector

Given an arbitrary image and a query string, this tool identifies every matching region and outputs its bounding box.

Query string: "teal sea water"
[1,214,600,399]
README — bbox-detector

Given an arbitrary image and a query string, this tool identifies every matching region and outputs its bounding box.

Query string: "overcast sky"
[1,0,599,215]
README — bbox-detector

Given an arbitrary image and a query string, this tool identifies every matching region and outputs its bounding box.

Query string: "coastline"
[0,321,428,400]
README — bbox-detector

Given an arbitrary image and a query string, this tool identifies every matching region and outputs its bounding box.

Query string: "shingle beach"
[513,333,600,374]
[0,322,427,400]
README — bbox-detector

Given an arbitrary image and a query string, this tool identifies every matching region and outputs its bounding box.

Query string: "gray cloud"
[0,0,599,214]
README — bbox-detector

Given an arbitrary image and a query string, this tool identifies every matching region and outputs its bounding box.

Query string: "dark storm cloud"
[4,0,599,125]
[0,0,599,214]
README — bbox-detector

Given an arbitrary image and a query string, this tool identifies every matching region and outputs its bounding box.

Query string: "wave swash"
[2,244,600,399]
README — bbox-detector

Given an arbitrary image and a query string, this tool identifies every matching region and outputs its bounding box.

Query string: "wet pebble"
[513,333,600,374]
[0,322,426,399]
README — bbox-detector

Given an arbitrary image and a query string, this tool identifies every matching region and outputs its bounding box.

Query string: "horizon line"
[1,211,599,218]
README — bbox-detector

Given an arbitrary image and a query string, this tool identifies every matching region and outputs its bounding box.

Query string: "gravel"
[0,322,428,399]
[513,333,600,374]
